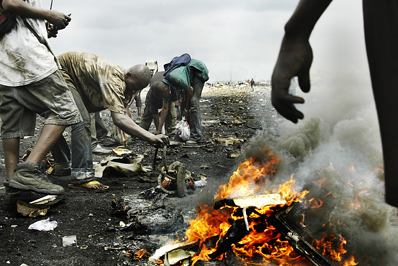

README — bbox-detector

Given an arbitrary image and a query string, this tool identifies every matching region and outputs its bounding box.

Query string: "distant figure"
[250,78,255,89]
[145,60,158,76]
[271,0,398,208]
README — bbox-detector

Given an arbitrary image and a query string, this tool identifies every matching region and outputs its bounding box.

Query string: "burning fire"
[175,147,358,265]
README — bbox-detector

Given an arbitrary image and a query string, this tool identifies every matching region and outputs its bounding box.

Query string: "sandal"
[68,181,109,190]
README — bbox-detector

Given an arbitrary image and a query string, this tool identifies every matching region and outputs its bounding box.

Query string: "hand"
[271,36,313,123]
[46,11,71,30]
[46,22,58,38]
[182,108,189,120]
[150,134,170,148]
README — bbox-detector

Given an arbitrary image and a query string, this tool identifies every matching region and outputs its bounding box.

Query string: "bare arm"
[3,0,71,29]
[153,113,160,132]
[156,102,170,135]
[125,91,137,118]
[111,111,169,147]
[183,86,194,118]
[185,87,194,110]
[271,0,332,123]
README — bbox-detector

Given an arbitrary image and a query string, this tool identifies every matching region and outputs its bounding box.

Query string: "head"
[152,81,171,101]
[125,64,151,95]
[145,60,158,76]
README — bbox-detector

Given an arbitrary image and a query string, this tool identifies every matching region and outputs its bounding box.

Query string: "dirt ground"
[0,84,280,266]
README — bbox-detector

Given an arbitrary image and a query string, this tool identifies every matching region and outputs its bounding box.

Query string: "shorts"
[0,70,82,139]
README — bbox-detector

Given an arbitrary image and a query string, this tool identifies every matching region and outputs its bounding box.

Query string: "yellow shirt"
[58,51,128,114]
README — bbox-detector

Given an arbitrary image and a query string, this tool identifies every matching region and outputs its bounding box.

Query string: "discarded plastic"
[28,218,57,231]
[62,235,77,246]
[194,179,207,187]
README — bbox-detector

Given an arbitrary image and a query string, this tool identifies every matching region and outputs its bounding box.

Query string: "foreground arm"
[3,0,71,29]
[271,0,332,123]
[111,111,169,148]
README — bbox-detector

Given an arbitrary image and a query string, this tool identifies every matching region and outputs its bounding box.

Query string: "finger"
[298,73,311,93]
[273,96,305,123]
[278,105,304,123]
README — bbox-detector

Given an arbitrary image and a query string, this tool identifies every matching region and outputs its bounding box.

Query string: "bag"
[0,2,17,38]
[176,117,190,141]
[163,53,191,79]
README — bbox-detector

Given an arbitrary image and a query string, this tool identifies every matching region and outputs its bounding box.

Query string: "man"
[271,0,398,208]
[50,51,169,190]
[162,54,209,143]
[140,71,177,137]
[0,0,80,207]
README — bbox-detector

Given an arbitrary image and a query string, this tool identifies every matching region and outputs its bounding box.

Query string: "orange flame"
[135,249,147,259]
[215,148,280,200]
[179,147,357,265]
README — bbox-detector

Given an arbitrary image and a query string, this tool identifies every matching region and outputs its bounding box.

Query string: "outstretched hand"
[271,36,313,123]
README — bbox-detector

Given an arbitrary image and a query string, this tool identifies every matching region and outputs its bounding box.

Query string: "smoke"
[248,73,398,265]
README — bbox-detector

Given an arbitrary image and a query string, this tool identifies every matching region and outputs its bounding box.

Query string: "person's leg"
[95,112,108,140]
[2,138,20,181]
[27,124,66,165]
[363,0,398,207]
[67,88,95,182]
[8,124,67,195]
[1,71,82,197]
[90,113,99,148]
[189,76,205,141]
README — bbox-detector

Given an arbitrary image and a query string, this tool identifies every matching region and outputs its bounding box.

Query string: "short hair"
[126,64,151,88]
[151,81,167,100]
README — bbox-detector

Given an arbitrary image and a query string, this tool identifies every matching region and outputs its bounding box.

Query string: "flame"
[135,249,147,259]
[215,148,280,200]
[177,147,358,265]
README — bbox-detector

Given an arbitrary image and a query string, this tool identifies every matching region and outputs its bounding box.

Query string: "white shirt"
[0,0,58,87]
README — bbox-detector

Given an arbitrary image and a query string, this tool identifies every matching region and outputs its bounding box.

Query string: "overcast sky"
[43,0,367,83]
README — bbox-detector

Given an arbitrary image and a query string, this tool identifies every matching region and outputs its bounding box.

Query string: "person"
[145,60,159,76]
[250,78,255,89]
[271,0,398,208]
[0,0,81,206]
[140,71,177,137]
[50,51,169,190]
[162,54,209,143]
[125,60,157,120]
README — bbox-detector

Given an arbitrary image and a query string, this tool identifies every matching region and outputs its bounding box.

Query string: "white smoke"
[265,74,398,265]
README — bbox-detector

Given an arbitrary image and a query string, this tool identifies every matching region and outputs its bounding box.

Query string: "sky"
[42,0,368,83]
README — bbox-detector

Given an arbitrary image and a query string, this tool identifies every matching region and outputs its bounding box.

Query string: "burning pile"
[151,146,360,266]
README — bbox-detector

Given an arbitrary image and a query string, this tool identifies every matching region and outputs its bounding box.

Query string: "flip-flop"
[68,181,109,190]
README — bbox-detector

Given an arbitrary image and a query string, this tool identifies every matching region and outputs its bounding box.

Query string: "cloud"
[45,0,364,82]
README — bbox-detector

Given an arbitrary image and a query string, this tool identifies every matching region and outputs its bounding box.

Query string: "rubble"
[0,83,283,265]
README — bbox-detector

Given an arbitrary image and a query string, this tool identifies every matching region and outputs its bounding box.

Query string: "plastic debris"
[62,235,77,246]
[194,179,207,187]
[28,218,57,231]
